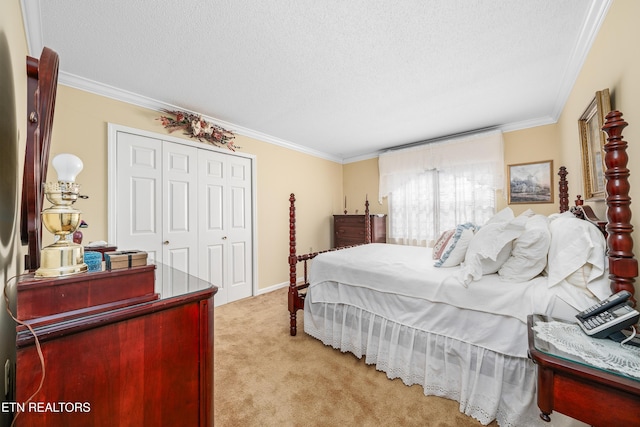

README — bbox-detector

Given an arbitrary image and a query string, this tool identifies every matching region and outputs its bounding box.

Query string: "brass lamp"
[36,153,88,277]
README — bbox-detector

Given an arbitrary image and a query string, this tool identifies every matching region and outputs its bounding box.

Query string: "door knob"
[163,240,170,245]
[222,236,227,240]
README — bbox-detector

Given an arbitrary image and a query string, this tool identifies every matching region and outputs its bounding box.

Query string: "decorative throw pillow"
[545,213,606,289]
[433,223,477,267]
[498,214,551,282]
[457,214,527,286]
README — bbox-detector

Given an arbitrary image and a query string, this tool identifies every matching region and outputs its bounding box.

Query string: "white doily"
[533,321,640,380]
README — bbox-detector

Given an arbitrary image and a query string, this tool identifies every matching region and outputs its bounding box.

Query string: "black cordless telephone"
[575,290,640,339]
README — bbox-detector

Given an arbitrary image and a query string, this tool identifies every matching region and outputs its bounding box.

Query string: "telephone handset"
[575,290,640,339]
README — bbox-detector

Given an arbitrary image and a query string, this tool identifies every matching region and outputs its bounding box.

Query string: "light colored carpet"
[213,287,498,427]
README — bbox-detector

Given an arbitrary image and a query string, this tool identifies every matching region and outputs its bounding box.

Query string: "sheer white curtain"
[379,131,504,246]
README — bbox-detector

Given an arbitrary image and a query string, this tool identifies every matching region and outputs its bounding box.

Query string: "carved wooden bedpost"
[288,193,300,335]
[558,166,569,213]
[364,198,371,244]
[602,110,637,305]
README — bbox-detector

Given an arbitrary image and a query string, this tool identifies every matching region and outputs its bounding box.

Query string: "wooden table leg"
[537,366,554,422]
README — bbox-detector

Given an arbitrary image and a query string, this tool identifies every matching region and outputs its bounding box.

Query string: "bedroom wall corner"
[343,157,388,216]
[0,1,28,425]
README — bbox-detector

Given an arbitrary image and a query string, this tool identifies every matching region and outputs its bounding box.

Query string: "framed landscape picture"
[578,88,611,200]
[508,160,553,204]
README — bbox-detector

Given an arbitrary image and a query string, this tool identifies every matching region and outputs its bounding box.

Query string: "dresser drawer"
[333,214,386,248]
[335,225,367,240]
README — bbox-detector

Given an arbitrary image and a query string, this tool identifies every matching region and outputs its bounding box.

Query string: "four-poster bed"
[287,110,637,426]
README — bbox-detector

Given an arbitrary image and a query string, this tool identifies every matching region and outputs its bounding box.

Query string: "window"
[379,131,504,246]
[388,167,496,246]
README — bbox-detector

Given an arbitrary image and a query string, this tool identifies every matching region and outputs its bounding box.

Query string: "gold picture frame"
[508,160,553,204]
[578,88,611,200]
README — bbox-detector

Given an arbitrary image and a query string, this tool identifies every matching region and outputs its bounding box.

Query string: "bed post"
[364,197,371,244]
[602,110,637,305]
[288,193,301,335]
[558,166,569,213]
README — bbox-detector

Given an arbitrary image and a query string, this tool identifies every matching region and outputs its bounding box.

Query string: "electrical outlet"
[4,359,9,397]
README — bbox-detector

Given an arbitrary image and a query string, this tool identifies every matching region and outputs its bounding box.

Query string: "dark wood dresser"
[13,264,217,427]
[333,214,387,248]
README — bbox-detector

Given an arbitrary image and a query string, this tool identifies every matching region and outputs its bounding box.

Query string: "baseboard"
[255,281,289,296]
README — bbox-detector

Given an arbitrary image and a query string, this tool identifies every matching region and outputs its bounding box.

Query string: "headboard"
[20,47,60,271]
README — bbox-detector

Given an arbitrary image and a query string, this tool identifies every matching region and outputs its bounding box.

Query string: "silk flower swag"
[158,110,238,151]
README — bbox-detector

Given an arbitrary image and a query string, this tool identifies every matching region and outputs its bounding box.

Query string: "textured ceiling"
[21,0,611,162]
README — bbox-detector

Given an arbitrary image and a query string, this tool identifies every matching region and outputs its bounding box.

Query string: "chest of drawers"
[333,214,387,248]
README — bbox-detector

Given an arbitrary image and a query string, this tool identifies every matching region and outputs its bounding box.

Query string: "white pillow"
[485,207,515,225]
[499,214,551,282]
[545,213,607,289]
[458,215,527,286]
[433,223,477,267]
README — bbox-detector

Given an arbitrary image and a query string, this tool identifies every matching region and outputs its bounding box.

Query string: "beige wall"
[49,86,343,291]
[502,124,562,216]
[343,158,388,215]
[558,0,640,222]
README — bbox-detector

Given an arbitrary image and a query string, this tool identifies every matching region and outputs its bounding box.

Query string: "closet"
[108,124,255,306]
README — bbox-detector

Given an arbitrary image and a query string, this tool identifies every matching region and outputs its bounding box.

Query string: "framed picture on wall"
[508,160,553,204]
[578,88,611,201]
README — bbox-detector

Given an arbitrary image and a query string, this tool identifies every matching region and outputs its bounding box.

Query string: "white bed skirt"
[304,300,554,427]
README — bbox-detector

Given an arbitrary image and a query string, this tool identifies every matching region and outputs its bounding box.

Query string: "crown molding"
[549,0,612,120]
[498,115,557,133]
[21,0,43,56]
[58,71,344,163]
[342,151,384,164]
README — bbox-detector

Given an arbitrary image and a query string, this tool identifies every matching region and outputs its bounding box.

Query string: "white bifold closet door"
[113,130,252,306]
[197,149,252,306]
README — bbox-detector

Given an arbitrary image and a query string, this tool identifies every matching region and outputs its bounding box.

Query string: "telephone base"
[608,330,640,347]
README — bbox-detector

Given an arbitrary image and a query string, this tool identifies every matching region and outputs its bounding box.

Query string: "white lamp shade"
[52,153,84,182]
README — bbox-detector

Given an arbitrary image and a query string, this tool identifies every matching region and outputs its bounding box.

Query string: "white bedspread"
[305,243,603,425]
[307,243,605,357]
[310,243,561,322]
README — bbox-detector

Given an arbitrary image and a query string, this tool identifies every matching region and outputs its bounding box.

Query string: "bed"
[287,110,638,426]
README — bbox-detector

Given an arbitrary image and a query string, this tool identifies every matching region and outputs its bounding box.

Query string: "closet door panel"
[163,141,198,277]
[130,177,156,234]
[205,243,224,295]
[231,241,247,283]
[199,152,228,305]
[226,157,252,303]
[205,184,224,231]
[230,187,246,229]
[115,132,162,265]
[199,151,252,305]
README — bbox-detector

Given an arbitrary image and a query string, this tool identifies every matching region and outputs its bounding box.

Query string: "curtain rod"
[385,126,500,152]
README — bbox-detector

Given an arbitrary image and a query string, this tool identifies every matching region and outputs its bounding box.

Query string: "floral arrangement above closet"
[158,110,238,150]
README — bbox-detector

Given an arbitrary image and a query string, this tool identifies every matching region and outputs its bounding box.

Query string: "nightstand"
[527,314,640,426]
